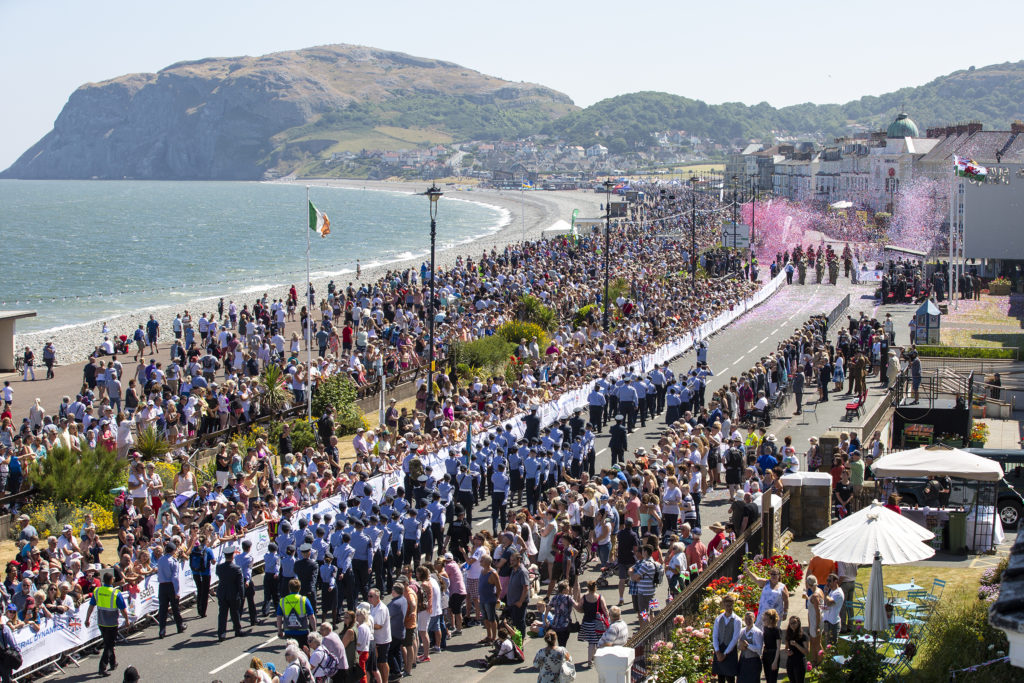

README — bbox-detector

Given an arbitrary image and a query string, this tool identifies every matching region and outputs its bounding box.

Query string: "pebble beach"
[15,180,603,365]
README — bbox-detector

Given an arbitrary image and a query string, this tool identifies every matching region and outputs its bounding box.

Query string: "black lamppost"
[689,174,698,281]
[731,174,739,251]
[749,174,758,255]
[602,178,614,331]
[423,183,442,403]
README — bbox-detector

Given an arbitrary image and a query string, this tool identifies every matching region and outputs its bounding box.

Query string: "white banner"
[13,271,787,675]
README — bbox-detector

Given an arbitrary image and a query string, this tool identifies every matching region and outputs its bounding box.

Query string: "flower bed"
[648,555,800,681]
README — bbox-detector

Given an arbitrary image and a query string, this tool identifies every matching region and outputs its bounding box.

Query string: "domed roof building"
[887,111,920,139]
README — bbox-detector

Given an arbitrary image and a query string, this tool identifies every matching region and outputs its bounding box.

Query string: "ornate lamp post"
[602,178,614,331]
[423,184,442,404]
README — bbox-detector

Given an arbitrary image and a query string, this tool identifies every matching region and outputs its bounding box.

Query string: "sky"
[1,0,1020,169]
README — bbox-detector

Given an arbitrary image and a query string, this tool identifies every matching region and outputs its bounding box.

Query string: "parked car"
[889,448,1024,528]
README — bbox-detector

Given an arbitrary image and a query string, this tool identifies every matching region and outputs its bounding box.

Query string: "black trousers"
[194,574,212,617]
[655,385,667,413]
[611,448,625,466]
[491,492,507,533]
[621,402,636,431]
[321,582,336,622]
[157,582,183,632]
[589,405,604,432]
[217,596,243,637]
[457,490,475,524]
[244,580,258,625]
[352,559,370,601]
[403,539,420,569]
[98,625,118,672]
[525,481,538,514]
[263,573,279,614]
[339,569,356,612]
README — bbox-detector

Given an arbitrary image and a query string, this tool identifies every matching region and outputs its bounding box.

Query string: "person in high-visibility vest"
[277,578,316,649]
[85,571,130,677]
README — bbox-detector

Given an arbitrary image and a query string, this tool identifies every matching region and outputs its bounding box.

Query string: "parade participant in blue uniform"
[509,441,525,506]
[524,449,540,513]
[632,376,649,428]
[618,379,638,432]
[456,464,475,524]
[262,541,280,617]
[401,508,421,569]
[319,552,338,623]
[491,462,510,534]
[236,539,259,626]
[650,364,667,414]
[336,533,356,613]
[588,383,607,433]
[156,541,186,638]
[427,492,446,558]
[189,535,216,618]
[349,518,372,602]
[215,544,245,641]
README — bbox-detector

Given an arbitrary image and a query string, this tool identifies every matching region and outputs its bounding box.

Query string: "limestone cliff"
[3,44,576,180]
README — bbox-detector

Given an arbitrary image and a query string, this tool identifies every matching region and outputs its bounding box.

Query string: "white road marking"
[759,336,769,343]
[748,346,756,353]
[209,635,279,674]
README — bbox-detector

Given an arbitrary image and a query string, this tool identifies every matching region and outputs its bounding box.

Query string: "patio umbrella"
[863,552,889,633]
[812,503,936,565]
[817,500,933,543]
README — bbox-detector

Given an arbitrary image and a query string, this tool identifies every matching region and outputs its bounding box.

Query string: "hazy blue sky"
[1,0,1019,168]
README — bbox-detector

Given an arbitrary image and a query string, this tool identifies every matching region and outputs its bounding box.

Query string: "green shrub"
[807,641,882,683]
[909,592,1014,682]
[607,276,630,302]
[516,294,558,332]
[311,373,358,419]
[266,418,319,455]
[28,445,123,506]
[134,426,171,460]
[455,362,485,382]
[573,303,600,328]
[258,364,292,413]
[455,335,515,373]
[495,321,549,351]
[916,345,1016,359]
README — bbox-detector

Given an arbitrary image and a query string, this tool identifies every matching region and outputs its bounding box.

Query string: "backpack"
[311,645,340,679]
[653,561,664,586]
[727,449,744,470]
[295,664,313,683]
[189,546,212,574]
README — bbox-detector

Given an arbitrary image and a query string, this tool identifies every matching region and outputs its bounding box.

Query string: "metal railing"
[825,293,852,329]
[627,519,765,682]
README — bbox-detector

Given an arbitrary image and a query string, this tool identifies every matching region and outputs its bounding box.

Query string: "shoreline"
[15,180,602,364]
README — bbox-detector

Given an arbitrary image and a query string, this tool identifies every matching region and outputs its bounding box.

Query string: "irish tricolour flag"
[309,200,331,238]
[953,154,988,181]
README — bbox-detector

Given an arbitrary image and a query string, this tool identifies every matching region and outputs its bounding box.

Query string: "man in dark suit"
[294,543,319,615]
[523,406,540,441]
[215,545,245,641]
[609,414,628,466]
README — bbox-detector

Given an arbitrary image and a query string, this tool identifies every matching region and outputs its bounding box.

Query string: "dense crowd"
[0,182,782,681]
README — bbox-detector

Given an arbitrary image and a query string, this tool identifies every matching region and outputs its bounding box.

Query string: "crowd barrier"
[12,270,787,677]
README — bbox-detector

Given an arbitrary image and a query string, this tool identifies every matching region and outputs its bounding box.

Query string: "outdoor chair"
[799,401,818,423]
[883,649,913,677]
[922,578,945,603]
[844,392,867,420]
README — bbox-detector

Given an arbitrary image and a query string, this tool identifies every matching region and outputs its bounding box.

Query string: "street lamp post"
[749,175,758,258]
[423,183,442,406]
[731,174,739,252]
[602,178,614,331]
[689,175,698,281]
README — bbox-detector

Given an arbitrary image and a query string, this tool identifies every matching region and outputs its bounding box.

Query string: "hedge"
[916,345,1017,359]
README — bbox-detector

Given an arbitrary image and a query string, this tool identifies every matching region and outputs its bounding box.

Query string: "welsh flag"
[309,200,331,238]
[953,154,988,181]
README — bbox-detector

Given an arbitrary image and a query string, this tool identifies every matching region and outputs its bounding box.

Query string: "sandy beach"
[14,180,604,364]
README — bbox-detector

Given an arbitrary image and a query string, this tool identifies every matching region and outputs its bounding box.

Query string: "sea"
[0,180,507,334]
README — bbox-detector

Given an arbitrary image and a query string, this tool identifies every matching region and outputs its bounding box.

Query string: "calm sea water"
[0,180,506,333]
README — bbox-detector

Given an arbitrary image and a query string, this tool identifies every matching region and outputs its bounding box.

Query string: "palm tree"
[135,425,170,460]
[258,363,292,414]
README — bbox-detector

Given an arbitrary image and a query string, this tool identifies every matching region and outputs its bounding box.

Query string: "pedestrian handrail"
[825,293,851,330]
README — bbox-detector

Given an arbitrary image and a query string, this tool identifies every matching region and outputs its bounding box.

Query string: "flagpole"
[306,186,313,422]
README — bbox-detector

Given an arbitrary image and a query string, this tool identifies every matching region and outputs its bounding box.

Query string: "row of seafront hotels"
[726,112,1024,212]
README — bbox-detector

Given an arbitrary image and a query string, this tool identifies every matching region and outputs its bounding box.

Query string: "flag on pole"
[953,154,988,181]
[521,180,534,190]
[640,610,650,621]
[309,201,331,238]
[648,598,660,611]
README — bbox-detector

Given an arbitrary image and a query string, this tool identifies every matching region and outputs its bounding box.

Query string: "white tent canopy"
[871,446,1004,482]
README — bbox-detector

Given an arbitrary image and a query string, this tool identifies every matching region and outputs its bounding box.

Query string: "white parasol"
[813,502,936,565]
[817,500,933,543]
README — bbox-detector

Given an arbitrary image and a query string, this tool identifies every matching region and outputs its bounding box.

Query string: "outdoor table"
[885,581,925,594]
[899,507,949,529]
[840,634,883,646]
